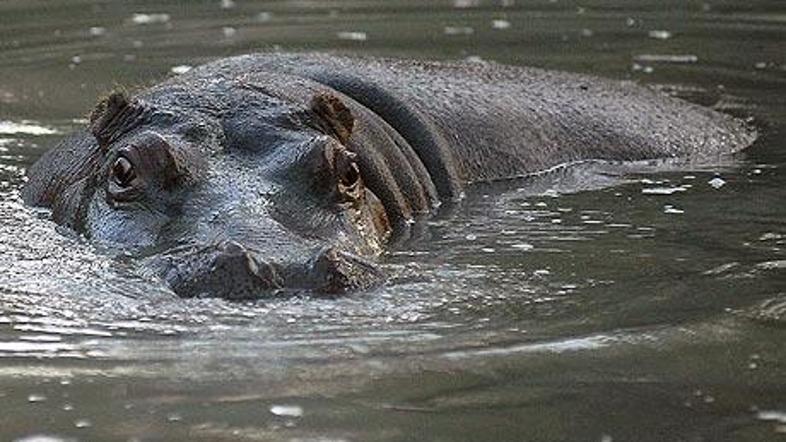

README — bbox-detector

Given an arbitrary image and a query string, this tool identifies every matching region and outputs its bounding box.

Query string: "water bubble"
[14,435,73,442]
[634,54,698,64]
[465,234,477,241]
[648,30,673,40]
[444,26,474,36]
[257,12,272,22]
[167,413,182,422]
[491,20,511,30]
[453,0,480,8]
[664,205,684,214]
[170,65,192,75]
[74,419,92,429]
[220,0,235,9]
[270,405,303,418]
[337,31,367,41]
[28,394,47,403]
[641,186,686,195]
[88,27,106,37]
[757,410,786,423]
[222,27,237,38]
[708,177,726,189]
[131,13,171,25]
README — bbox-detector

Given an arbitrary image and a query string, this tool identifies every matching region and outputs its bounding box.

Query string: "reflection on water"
[1,0,785,440]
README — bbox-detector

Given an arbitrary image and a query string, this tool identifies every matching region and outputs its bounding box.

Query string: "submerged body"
[22,53,756,299]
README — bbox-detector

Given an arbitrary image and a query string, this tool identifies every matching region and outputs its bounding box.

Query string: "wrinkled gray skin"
[22,53,756,299]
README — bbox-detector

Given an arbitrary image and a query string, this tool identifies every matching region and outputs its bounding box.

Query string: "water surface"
[1,0,785,440]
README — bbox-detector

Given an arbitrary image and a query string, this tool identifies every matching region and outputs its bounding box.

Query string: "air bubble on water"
[635,54,698,64]
[580,28,594,37]
[708,177,726,189]
[465,234,477,241]
[648,30,672,40]
[220,0,235,9]
[14,435,71,442]
[754,62,767,70]
[641,186,686,195]
[74,419,92,428]
[757,410,786,423]
[481,248,495,253]
[28,394,47,403]
[131,13,171,25]
[167,413,182,422]
[626,17,636,27]
[88,27,106,37]
[63,403,74,411]
[664,205,684,214]
[270,405,304,417]
[492,20,511,30]
[337,31,367,41]
[222,27,237,38]
[70,55,82,65]
[170,65,192,75]
[257,12,272,22]
[453,0,480,8]
[444,26,474,36]
[511,243,534,250]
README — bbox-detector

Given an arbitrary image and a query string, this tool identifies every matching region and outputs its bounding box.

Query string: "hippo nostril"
[309,247,384,295]
[220,240,247,256]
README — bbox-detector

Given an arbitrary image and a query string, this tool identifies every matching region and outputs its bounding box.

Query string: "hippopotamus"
[22,52,756,299]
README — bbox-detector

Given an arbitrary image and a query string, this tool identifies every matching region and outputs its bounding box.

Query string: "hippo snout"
[160,241,384,300]
[165,241,282,300]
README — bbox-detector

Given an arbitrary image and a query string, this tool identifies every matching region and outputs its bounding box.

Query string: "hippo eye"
[111,156,136,188]
[340,161,360,188]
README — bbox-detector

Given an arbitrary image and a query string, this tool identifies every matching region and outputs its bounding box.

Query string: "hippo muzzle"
[159,241,384,300]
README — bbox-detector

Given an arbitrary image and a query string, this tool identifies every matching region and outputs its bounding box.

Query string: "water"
[1,0,785,440]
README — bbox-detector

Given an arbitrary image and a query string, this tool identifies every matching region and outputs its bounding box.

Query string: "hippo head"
[25,88,392,299]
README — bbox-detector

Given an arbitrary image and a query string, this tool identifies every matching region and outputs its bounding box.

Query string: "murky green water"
[1,1,785,440]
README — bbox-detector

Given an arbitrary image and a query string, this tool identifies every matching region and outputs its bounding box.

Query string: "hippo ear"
[89,91,149,149]
[310,92,354,145]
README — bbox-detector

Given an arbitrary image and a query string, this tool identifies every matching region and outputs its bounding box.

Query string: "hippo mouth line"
[160,241,384,300]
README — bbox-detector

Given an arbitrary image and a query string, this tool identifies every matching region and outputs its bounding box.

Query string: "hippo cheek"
[165,241,283,300]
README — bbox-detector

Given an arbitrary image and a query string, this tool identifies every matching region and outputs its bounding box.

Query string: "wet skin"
[22,53,757,299]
